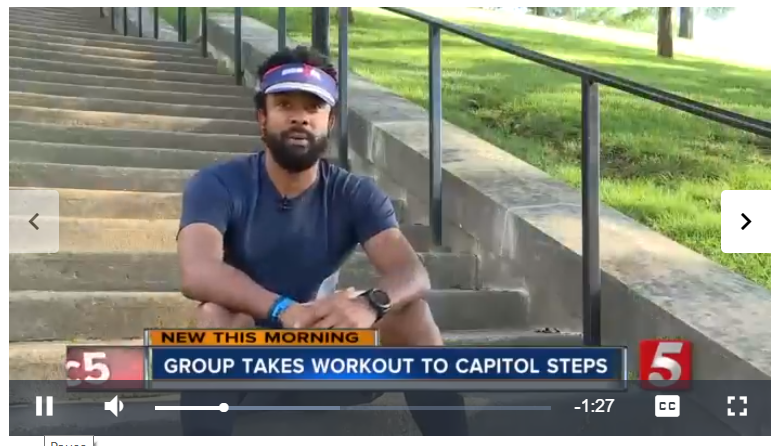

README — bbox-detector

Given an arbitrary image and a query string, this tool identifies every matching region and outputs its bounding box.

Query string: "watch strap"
[269,295,295,325]
[361,289,390,320]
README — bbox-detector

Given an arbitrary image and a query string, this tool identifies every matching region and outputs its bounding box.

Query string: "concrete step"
[10,141,246,170]
[20,188,183,220]
[10,57,233,85]
[8,14,105,29]
[9,47,220,74]
[9,12,108,27]
[9,160,397,205]
[445,329,583,346]
[10,162,196,192]
[11,7,94,17]
[10,29,201,56]
[10,122,259,152]
[11,79,251,108]
[9,37,216,64]
[22,218,429,253]
[10,8,101,21]
[8,16,111,33]
[11,188,408,224]
[10,68,247,97]
[9,93,255,121]
[10,106,259,135]
[12,7,91,14]
[10,290,526,343]
[8,22,197,48]
[8,19,111,35]
[9,251,481,292]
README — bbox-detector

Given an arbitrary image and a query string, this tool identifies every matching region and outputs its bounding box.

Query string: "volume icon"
[104,395,124,417]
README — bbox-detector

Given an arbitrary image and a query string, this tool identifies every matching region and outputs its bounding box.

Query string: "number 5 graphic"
[65,351,111,386]
[648,342,683,386]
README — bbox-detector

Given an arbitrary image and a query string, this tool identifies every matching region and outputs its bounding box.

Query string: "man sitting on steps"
[176,45,468,436]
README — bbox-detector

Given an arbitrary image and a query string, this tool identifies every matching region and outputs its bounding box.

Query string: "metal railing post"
[428,24,443,247]
[234,8,243,86]
[181,8,188,42]
[311,7,330,56]
[138,7,143,37]
[201,8,208,57]
[99,8,104,18]
[581,78,602,347]
[123,7,128,36]
[110,7,115,31]
[278,8,287,51]
[337,8,350,170]
[153,7,159,39]
[177,8,183,42]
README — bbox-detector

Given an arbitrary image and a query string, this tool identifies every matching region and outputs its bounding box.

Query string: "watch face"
[370,289,391,307]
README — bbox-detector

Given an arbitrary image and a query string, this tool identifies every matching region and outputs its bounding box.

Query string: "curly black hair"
[253,45,338,111]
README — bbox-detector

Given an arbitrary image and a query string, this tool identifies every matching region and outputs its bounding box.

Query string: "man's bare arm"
[177,223,279,319]
[363,227,431,310]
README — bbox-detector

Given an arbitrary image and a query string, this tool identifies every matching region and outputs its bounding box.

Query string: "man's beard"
[264,127,329,173]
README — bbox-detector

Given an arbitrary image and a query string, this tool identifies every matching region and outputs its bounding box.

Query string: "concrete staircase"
[9,6,579,407]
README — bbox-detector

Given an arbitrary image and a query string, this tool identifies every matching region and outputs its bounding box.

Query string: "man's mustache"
[280,127,317,140]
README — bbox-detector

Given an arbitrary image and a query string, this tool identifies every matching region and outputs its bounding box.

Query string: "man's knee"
[195,302,255,329]
[377,299,443,347]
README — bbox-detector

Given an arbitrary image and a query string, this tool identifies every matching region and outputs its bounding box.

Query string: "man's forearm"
[181,261,279,319]
[377,263,431,310]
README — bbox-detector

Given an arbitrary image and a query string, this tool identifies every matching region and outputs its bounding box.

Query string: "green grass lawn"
[163,8,771,288]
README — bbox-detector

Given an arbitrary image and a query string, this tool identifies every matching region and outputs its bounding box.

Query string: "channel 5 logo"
[639,339,692,390]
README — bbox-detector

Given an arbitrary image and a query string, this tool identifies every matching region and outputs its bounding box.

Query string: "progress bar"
[155,404,551,411]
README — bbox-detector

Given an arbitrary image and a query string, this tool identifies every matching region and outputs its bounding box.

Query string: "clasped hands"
[279,288,378,330]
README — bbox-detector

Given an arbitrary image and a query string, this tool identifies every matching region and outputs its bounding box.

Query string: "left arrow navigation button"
[29,212,40,230]
[10,189,59,254]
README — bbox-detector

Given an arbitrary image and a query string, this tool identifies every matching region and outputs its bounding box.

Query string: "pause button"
[36,396,54,416]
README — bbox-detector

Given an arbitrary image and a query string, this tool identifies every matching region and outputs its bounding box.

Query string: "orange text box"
[147,329,377,346]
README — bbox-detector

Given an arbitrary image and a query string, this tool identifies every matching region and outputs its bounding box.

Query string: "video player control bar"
[154,404,552,411]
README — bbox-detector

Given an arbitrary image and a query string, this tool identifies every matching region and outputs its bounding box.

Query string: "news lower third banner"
[64,329,626,391]
[148,346,627,391]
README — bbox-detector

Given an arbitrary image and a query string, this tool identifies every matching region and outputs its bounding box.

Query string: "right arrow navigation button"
[740,213,751,230]
[721,190,772,254]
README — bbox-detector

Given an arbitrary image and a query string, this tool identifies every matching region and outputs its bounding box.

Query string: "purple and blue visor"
[256,63,338,106]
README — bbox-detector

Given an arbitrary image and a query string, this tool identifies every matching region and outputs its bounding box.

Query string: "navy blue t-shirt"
[179,152,398,317]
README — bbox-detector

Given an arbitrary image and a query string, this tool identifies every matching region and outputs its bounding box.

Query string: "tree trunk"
[348,7,355,24]
[532,7,548,17]
[679,7,693,38]
[657,7,674,58]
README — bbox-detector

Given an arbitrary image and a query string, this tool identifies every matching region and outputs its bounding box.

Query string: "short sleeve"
[350,177,399,245]
[179,169,233,235]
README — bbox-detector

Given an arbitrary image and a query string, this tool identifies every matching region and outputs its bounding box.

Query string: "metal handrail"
[122,7,128,37]
[137,7,142,38]
[200,7,208,57]
[234,7,243,85]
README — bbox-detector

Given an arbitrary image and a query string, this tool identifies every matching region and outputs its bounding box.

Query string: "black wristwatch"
[359,289,392,321]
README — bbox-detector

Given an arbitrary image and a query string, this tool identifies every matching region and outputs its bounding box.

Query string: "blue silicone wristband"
[269,296,295,324]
